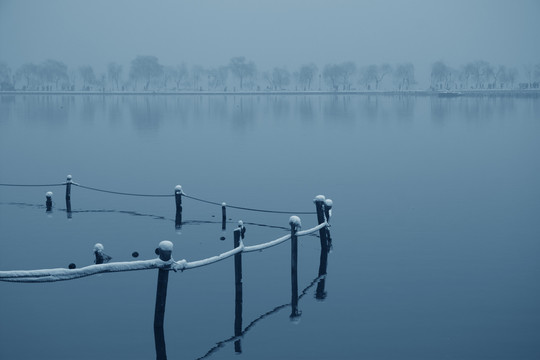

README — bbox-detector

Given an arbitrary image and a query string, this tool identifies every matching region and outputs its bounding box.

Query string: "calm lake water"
[1,94,539,359]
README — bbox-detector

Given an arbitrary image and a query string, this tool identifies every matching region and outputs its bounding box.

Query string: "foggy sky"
[1,0,539,85]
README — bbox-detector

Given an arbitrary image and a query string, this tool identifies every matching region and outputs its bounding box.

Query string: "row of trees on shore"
[1,56,539,92]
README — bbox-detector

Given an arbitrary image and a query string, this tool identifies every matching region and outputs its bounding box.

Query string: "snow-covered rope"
[0,259,172,283]
[0,222,328,283]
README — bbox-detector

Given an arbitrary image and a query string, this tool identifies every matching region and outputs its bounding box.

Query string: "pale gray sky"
[1,0,539,85]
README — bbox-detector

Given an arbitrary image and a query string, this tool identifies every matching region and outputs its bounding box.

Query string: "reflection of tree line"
[430,97,519,124]
[1,94,430,129]
[8,94,525,129]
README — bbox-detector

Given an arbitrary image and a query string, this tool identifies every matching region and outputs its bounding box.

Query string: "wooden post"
[65,175,72,216]
[154,240,173,360]
[314,195,328,251]
[93,243,112,264]
[233,227,243,353]
[289,216,301,319]
[324,198,333,248]
[45,191,53,212]
[174,185,182,229]
[222,202,227,230]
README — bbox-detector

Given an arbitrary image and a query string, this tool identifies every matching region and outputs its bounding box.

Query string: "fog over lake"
[1,1,540,360]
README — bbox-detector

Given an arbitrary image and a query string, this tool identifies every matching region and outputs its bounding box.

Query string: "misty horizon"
[1,0,539,88]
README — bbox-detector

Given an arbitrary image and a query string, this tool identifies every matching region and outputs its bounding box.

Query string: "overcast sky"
[1,0,539,84]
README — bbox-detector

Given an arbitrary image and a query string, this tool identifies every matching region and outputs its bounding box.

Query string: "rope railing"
[0,221,328,283]
[0,196,333,359]
[0,175,317,214]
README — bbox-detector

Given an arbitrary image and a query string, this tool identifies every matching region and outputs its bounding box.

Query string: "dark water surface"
[1,94,539,359]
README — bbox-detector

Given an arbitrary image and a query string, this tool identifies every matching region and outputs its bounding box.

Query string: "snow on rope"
[0,222,328,283]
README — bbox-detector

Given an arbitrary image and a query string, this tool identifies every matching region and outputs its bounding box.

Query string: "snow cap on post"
[222,202,226,207]
[289,215,302,228]
[158,240,173,261]
[66,175,72,182]
[93,243,104,252]
[174,185,182,193]
[46,191,53,197]
[324,199,333,208]
[314,195,326,203]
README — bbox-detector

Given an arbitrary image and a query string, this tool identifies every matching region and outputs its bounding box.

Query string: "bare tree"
[129,55,163,90]
[0,62,14,90]
[297,63,318,90]
[361,64,392,90]
[207,66,228,90]
[322,64,341,90]
[39,59,68,90]
[79,65,96,90]
[107,62,122,90]
[171,64,188,90]
[271,67,290,90]
[340,62,356,90]
[229,56,256,90]
[393,63,415,90]
[16,63,39,90]
[191,65,205,91]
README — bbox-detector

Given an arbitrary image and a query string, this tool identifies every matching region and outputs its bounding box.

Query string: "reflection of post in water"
[174,185,182,229]
[316,227,331,300]
[65,175,72,218]
[233,227,243,353]
[154,241,173,360]
[290,216,301,319]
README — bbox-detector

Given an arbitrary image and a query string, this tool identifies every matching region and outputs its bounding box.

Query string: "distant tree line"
[429,60,538,90]
[1,56,539,92]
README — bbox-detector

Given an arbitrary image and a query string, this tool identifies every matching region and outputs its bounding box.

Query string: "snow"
[238,220,243,227]
[324,199,333,208]
[0,259,167,283]
[46,191,53,197]
[289,216,302,228]
[0,221,329,283]
[66,175,72,181]
[174,185,182,192]
[222,202,226,207]
[314,195,326,202]
[158,240,173,252]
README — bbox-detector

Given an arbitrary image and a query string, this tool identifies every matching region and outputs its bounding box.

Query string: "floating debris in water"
[132,251,139,258]
[220,236,226,241]
[68,263,76,269]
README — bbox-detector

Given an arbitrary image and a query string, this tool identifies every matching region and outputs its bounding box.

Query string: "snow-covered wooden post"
[290,216,301,319]
[222,202,227,230]
[154,240,173,360]
[65,175,72,215]
[314,195,328,251]
[174,185,182,229]
[93,243,112,264]
[233,226,243,353]
[45,191,53,212]
[324,199,333,223]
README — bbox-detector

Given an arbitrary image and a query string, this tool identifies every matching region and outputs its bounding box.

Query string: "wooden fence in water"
[0,175,333,359]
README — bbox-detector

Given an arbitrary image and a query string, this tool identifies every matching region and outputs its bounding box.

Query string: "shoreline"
[1,89,539,97]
